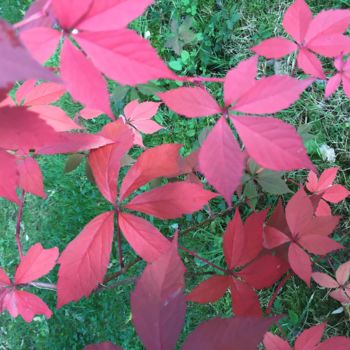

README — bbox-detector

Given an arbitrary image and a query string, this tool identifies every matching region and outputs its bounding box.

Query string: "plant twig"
[178,76,226,83]
[103,257,142,284]
[29,282,56,291]
[266,272,292,315]
[15,190,26,260]
[116,223,124,269]
[96,277,137,293]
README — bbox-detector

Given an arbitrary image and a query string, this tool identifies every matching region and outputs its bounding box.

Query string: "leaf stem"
[178,76,226,84]
[15,190,26,260]
[266,272,292,315]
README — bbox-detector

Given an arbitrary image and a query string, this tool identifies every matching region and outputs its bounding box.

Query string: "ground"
[0,0,349,349]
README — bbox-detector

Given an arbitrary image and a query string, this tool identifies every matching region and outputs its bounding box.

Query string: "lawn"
[0,0,349,349]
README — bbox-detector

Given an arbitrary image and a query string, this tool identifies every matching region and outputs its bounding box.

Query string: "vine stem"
[178,244,227,274]
[115,210,124,269]
[15,190,26,260]
[178,76,226,83]
[266,272,292,315]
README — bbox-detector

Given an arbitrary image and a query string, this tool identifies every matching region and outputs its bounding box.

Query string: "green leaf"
[257,170,291,195]
[243,180,258,209]
[64,154,85,173]
[169,60,183,71]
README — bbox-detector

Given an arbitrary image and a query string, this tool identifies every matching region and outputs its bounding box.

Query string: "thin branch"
[178,76,226,84]
[103,257,142,284]
[15,190,26,260]
[96,277,137,293]
[29,282,56,291]
[179,207,234,237]
[266,272,292,315]
[116,222,124,269]
[179,244,227,274]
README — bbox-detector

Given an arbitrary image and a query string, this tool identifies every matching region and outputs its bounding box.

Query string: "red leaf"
[336,260,350,285]
[78,0,154,32]
[316,337,350,350]
[158,87,221,118]
[14,243,58,284]
[29,105,82,132]
[57,211,115,308]
[312,272,338,288]
[120,144,187,201]
[52,0,93,29]
[17,157,46,198]
[325,74,342,98]
[232,116,314,171]
[182,316,280,350]
[263,332,293,350]
[264,226,291,249]
[295,322,325,350]
[118,212,170,263]
[198,117,245,204]
[304,10,350,44]
[22,82,65,106]
[306,168,338,193]
[299,235,343,255]
[238,254,288,289]
[61,40,112,118]
[251,37,297,59]
[36,133,113,155]
[0,20,59,87]
[89,120,133,204]
[131,234,186,350]
[283,0,312,44]
[124,100,163,134]
[288,243,312,286]
[15,80,36,105]
[233,76,312,114]
[329,288,350,304]
[186,275,230,303]
[20,27,61,63]
[0,150,19,204]
[224,56,258,107]
[230,279,262,316]
[308,34,350,58]
[323,185,350,203]
[1,289,52,322]
[297,49,325,79]
[84,343,122,350]
[126,182,217,219]
[224,210,266,269]
[75,30,177,86]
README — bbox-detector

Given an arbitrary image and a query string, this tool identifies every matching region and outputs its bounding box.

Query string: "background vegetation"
[0,0,349,348]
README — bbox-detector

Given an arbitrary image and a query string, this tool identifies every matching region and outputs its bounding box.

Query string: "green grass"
[1,0,350,349]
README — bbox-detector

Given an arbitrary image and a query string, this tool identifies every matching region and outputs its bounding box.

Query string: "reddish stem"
[15,190,26,260]
[116,221,124,269]
[179,244,227,274]
[178,76,226,84]
[266,272,292,315]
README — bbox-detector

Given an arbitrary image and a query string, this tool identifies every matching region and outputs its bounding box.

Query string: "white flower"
[319,144,336,162]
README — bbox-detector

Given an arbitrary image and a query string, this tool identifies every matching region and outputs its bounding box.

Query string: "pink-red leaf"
[299,235,343,255]
[283,0,312,44]
[76,30,177,86]
[323,185,350,203]
[78,0,154,32]
[118,212,170,263]
[120,144,187,201]
[312,272,338,288]
[198,117,245,204]
[14,243,59,284]
[23,82,65,106]
[336,261,350,286]
[230,279,262,316]
[1,289,52,322]
[60,40,112,118]
[131,234,186,350]
[0,20,59,87]
[126,182,217,219]
[316,337,350,350]
[89,120,133,203]
[295,322,325,350]
[233,76,312,114]
[288,243,312,286]
[158,87,221,118]
[0,150,19,204]
[20,27,61,64]
[251,37,297,59]
[223,56,258,107]
[186,275,230,304]
[182,316,280,350]
[232,116,314,171]
[57,211,114,308]
[297,49,325,79]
